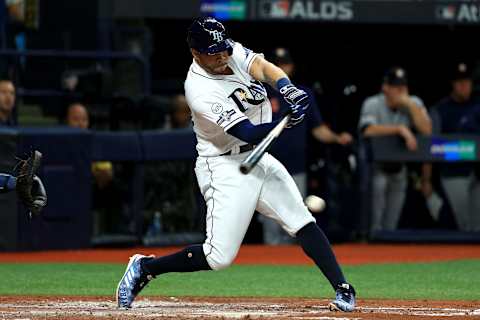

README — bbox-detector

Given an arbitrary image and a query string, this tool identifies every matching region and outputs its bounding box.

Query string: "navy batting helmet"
[187,17,233,55]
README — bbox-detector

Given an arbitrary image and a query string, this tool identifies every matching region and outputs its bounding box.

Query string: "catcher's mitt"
[14,150,47,218]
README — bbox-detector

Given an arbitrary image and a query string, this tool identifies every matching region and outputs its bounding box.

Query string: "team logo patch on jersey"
[216,109,236,125]
[211,103,223,114]
[228,81,266,112]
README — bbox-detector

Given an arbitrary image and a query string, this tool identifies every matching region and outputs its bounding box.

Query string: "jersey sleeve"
[231,42,263,74]
[358,97,379,131]
[411,96,427,110]
[189,92,248,132]
[409,95,431,130]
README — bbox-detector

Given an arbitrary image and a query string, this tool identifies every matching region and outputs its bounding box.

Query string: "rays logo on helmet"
[209,30,224,42]
[187,17,233,55]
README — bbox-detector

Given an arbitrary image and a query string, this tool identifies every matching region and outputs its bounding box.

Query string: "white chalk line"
[0,300,479,319]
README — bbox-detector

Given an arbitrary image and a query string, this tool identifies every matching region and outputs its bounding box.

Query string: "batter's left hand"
[286,105,305,128]
[279,84,310,110]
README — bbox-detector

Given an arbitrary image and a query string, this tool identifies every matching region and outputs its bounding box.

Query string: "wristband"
[276,77,291,91]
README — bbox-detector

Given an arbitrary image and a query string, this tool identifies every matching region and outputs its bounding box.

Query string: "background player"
[358,67,432,232]
[116,17,356,312]
[430,62,480,231]
[261,47,353,244]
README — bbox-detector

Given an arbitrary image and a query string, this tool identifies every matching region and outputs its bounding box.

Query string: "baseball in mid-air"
[305,195,326,213]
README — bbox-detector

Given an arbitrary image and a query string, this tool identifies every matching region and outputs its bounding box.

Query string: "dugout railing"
[2,130,480,251]
[359,134,480,243]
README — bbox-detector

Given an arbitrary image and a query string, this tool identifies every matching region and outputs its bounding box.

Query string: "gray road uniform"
[358,93,426,232]
[430,97,480,231]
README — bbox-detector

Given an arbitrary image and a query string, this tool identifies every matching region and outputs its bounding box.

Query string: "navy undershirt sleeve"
[227,119,280,144]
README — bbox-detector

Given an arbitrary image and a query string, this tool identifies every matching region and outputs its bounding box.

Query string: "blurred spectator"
[6,0,24,23]
[0,78,15,126]
[358,66,432,232]
[3,0,36,74]
[460,104,480,232]
[1,0,23,49]
[66,102,130,234]
[271,48,353,151]
[430,62,480,231]
[137,95,170,130]
[66,102,89,129]
[170,94,192,129]
[260,47,353,244]
[143,94,197,236]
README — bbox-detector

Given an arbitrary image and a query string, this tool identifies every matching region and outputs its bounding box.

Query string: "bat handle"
[239,113,291,175]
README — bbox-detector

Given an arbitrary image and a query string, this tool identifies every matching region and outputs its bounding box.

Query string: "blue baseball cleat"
[328,283,356,312]
[116,254,155,308]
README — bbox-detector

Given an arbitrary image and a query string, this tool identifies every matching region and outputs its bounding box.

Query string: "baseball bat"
[239,112,291,175]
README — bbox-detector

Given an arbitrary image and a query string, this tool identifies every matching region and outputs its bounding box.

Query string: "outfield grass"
[0,260,479,300]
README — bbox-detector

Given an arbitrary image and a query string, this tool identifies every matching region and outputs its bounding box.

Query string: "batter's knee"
[289,215,317,236]
[203,245,237,271]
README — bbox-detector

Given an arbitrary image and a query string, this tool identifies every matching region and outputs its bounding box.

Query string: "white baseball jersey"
[185,42,272,156]
[184,41,315,271]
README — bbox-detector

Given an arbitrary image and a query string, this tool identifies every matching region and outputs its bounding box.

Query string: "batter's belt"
[220,144,255,156]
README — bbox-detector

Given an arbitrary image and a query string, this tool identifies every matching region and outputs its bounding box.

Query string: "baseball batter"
[116,17,356,312]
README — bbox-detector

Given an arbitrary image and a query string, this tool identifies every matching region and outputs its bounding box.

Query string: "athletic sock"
[141,244,211,277]
[296,222,346,289]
